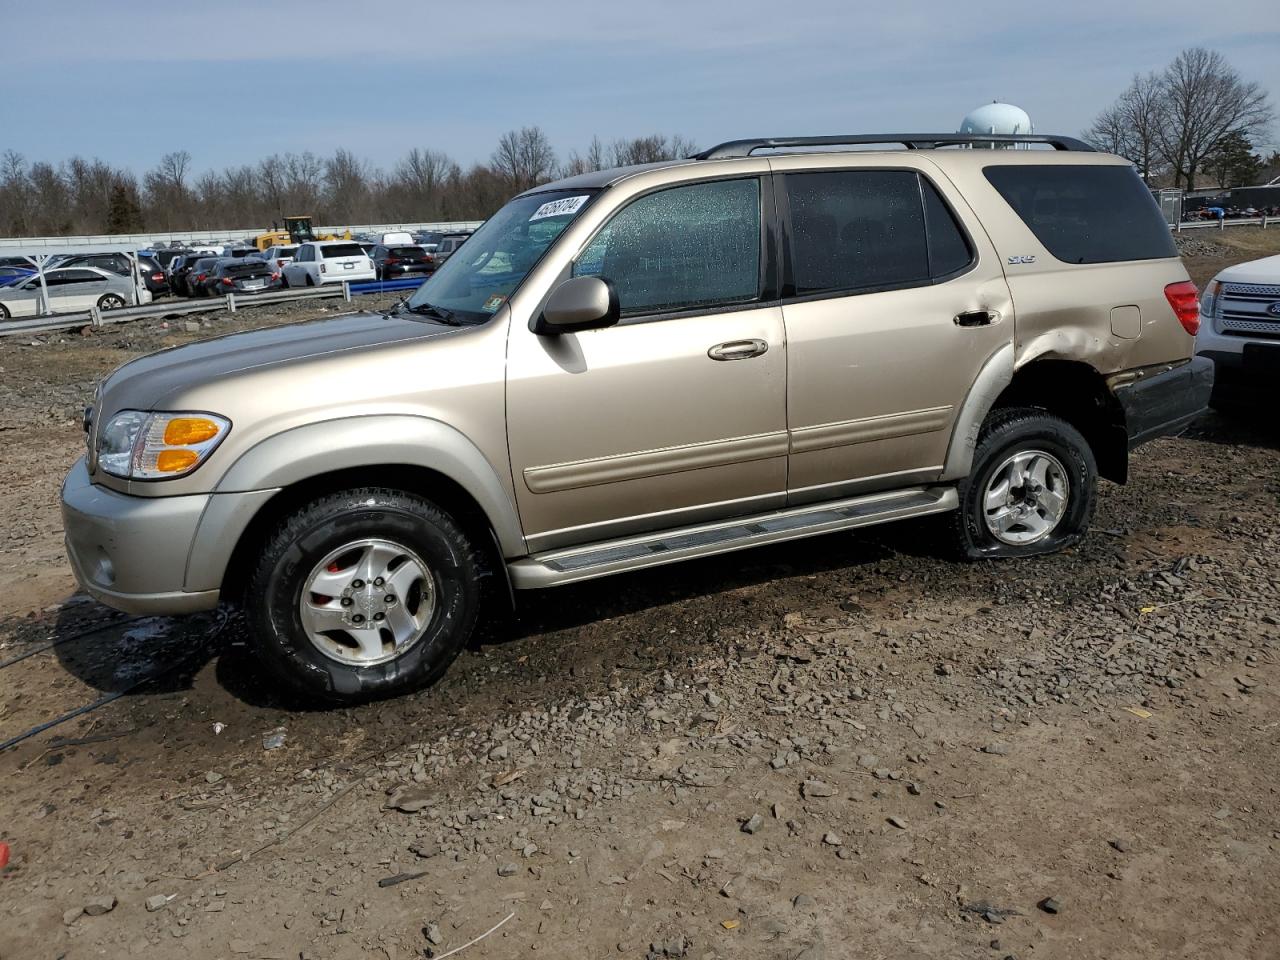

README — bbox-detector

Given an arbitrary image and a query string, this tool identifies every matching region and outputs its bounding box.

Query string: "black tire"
[97,293,126,310]
[244,487,482,704]
[0,303,9,320]
[305,275,315,287]
[952,407,1096,560]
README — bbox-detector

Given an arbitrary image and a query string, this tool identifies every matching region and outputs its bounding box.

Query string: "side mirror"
[534,276,619,335]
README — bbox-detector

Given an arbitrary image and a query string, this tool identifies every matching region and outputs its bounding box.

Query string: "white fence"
[1175,217,1275,232]
[0,221,483,251]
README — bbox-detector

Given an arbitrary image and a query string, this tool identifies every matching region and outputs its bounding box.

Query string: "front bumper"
[61,458,219,614]
[1113,356,1214,449]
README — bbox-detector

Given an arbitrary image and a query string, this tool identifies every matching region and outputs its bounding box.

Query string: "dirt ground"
[1,237,1278,960]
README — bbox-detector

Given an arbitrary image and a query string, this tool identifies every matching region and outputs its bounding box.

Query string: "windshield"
[406,189,597,322]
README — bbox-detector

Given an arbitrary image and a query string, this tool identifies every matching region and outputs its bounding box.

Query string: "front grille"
[1217,282,1280,338]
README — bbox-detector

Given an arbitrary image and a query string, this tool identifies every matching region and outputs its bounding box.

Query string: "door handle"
[954,310,998,327]
[708,339,768,361]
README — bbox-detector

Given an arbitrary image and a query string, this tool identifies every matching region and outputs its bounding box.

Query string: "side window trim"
[569,174,779,327]
[777,167,978,305]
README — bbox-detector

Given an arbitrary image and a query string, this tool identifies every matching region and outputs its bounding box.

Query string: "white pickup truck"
[1195,254,1280,407]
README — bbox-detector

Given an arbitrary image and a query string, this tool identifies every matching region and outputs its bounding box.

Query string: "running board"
[508,486,958,589]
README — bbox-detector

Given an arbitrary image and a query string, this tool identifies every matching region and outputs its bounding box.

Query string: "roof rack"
[693,134,1095,161]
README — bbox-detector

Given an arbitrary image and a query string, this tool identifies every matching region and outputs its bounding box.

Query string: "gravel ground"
[0,261,1277,960]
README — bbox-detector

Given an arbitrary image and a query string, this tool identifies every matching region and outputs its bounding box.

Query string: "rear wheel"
[0,303,9,320]
[952,408,1096,559]
[305,274,315,287]
[97,293,126,310]
[244,487,482,703]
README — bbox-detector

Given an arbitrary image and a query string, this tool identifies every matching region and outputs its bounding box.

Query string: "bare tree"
[609,134,700,167]
[157,150,192,192]
[1154,48,1273,190]
[491,127,557,193]
[1084,73,1165,181]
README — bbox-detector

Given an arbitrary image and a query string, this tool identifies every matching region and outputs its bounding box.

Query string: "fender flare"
[939,342,1015,481]
[212,414,525,555]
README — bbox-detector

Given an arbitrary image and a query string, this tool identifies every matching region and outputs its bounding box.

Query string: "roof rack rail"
[692,134,1095,161]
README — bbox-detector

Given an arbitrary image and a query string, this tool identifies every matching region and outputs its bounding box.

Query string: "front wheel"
[0,303,9,319]
[97,293,126,310]
[952,408,1096,559]
[244,487,482,703]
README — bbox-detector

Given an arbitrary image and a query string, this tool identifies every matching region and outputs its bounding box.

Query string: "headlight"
[1200,279,1221,318]
[96,410,230,480]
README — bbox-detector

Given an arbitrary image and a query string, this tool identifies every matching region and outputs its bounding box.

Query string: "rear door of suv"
[770,154,1014,502]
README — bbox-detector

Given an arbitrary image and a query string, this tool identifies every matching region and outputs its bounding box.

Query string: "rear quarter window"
[984,164,1177,264]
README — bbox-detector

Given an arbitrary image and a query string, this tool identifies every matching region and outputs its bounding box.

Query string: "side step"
[507,486,958,589]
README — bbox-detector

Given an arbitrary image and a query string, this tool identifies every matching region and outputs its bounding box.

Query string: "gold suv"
[62,134,1212,702]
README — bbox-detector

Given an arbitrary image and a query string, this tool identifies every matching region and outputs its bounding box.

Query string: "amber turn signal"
[156,449,200,473]
[163,417,221,446]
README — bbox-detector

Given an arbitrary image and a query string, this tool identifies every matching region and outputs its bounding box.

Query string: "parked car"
[166,254,206,298]
[41,251,167,298]
[185,257,225,297]
[221,244,259,259]
[281,241,375,287]
[377,231,416,246]
[412,231,444,251]
[430,233,471,265]
[259,245,299,272]
[194,258,282,296]
[1195,253,1280,409]
[371,244,435,280]
[0,266,35,285]
[62,131,1211,704]
[0,266,150,319]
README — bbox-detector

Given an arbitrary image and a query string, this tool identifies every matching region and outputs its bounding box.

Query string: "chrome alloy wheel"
[982,450,1070,546]
[299,538,436,666]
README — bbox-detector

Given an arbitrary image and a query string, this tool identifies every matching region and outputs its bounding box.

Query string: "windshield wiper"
[405,302,463,325]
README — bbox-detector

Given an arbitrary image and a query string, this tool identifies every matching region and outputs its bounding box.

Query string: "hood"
[1216,254,1280,287]
[99,310,456,413]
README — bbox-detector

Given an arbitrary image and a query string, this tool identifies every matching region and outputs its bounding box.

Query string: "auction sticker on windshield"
[529,196,589,222]
[482,295,507,313]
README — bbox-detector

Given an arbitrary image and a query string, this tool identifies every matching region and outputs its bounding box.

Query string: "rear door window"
[785,170,929,296]
[783,170,976,297]
[983,164,1177,264]
[574,177,761,318]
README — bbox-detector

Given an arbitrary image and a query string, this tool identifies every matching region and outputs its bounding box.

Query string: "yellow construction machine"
[254,216,351,251]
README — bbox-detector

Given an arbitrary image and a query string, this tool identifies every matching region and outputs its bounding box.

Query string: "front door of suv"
[771,156,1014,502]
[506,175,788,553]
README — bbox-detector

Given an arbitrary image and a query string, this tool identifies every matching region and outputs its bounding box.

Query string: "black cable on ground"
[0,610,230,753]
[0,615,145,671]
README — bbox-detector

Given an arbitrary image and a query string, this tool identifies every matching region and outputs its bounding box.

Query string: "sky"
[2,0,1277,179]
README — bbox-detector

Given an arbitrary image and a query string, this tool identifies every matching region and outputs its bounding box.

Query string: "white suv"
[282,241,375,287]
[1195,253,1280,407]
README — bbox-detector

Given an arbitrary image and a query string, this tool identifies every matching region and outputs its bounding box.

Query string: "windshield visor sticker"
[529,195,589,222]
[482,294,507,313]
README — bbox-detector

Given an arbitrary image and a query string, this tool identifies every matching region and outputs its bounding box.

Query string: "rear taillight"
[221,277,234,286]
[386,256,399,265]
[1164,281,1200,336]
[196,273,207,281]
[151,272,164,282]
